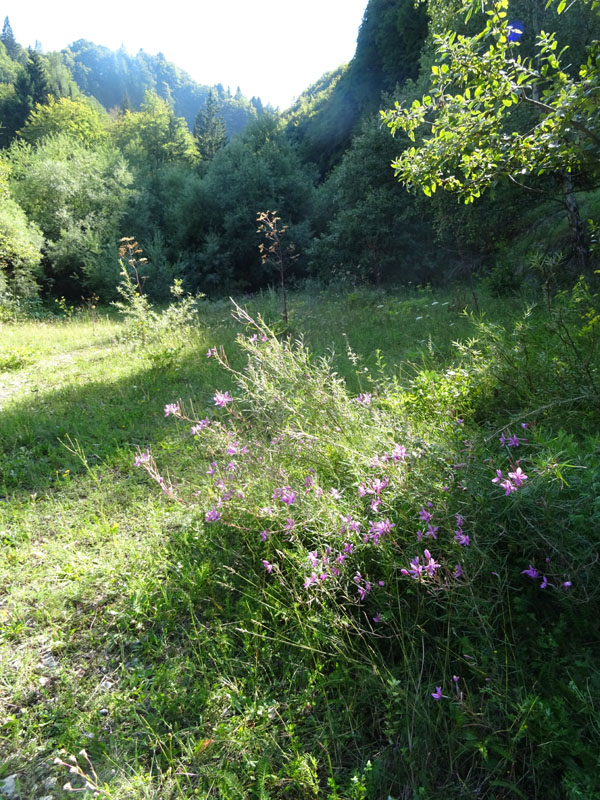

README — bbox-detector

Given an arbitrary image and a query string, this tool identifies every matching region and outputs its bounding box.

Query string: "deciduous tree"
[19,96,109,146]
[382,0,600,268]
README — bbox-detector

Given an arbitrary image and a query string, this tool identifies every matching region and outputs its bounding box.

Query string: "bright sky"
[2,0,369,109]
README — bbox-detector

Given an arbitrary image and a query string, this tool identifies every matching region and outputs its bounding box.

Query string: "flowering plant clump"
[130,300,591,797]
[137,309,575,612]
[135,308,485,609]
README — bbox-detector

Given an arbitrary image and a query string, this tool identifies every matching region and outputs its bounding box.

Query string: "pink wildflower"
[508,467,528,487]
[134,450,151,467]
[213,390,233,407]
[273,486,296,505]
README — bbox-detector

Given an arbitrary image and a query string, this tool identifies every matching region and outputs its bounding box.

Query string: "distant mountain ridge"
[62,39,265,138]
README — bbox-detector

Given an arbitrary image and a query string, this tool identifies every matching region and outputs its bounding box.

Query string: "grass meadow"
[1,283,599,799]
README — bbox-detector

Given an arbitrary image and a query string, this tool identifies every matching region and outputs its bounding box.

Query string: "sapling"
[256,210,297,325]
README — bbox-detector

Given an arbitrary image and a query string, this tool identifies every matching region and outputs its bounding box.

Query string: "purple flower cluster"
[191,418,210,435]
[134,450,151,467]
[214,391,233,408]
[418,504,433,523]
[273,486,297,505]
[416,503,440,541]
[164,403,180,418]
[359,476,389,512]
[417,524,439,541]
[522,562,572,591]
[366,518,395,545]
[391,444,407,461]
[353,571,385,601]
[401,549,441,580]
[303,469,325,498]
[414,503,469,555]
[340,514,361,536]
[432,675,461,701]
[304,546,335,587]
[353,571,372,601]
[358,477,389,497]
[301,541,386,599]
[246,332,268,343]
[226,440,249,456]
[453,513,470,547]
[499,430,526,448]
[492,467,528,495]
[370,444,408,468]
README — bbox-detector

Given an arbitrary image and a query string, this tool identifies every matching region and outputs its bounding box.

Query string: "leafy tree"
[111,90,199,169]
[310,112,437,285]
[351,0,428,106]
[17,50,52,106]
[187,114,315,293]
[19,96,109,145]
[0,50,53,141]
[64,40,258,137]
[121,90,132,113]
[193,89,227,161]
[0,159,44,302]
[117,162,206,299]
[284,0,429,176]
[283,66,354,175]
[0,40,20,82]
[382,0,600,268]
[250,96,264,115]
[6,133,132,297]
[43,51,81,99]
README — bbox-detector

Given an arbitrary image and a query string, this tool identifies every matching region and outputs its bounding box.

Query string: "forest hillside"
[1,0,599,308]
[1,2,600,798]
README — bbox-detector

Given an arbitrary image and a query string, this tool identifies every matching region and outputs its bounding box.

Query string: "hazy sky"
[2,0,369,109]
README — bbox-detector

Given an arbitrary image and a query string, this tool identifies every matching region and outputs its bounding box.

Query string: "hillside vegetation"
[1,0,600,797]
[1,0,599,310]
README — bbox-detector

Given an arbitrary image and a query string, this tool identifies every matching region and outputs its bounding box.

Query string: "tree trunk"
[562,172,588,272]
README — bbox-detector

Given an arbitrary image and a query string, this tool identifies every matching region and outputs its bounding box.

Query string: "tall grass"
[1,283,599,799]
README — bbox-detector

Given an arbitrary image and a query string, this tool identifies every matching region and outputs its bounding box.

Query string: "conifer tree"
[18,50,51,106]
[0,49,52,142]
[251,96,264,116]
[193,90,227,161]
[1,16,19,60]
[121,91,132,114]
